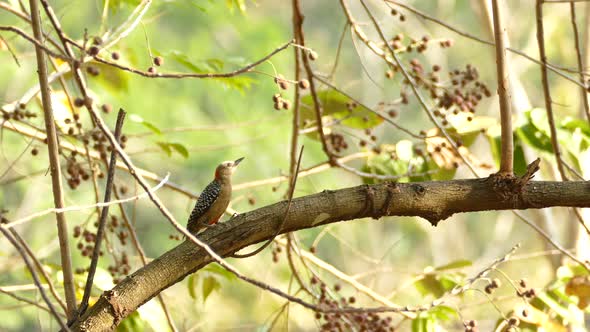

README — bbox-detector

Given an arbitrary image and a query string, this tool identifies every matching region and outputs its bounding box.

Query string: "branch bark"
[491,0,513,174]
[28,0,77,317]
[71,179,590,331]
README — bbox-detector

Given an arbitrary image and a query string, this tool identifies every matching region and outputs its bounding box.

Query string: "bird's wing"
[188,180,221,227]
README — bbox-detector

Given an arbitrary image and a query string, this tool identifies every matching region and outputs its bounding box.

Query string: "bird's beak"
[233,157,245,167]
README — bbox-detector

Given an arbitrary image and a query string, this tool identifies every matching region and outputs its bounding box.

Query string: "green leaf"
[142,122,162,135]
[214,76,255,93]
[170,143,189,158]
[414,274,446,298]
[167,51,218,73]
[226,0,246,13]
[202,276,221,302]
[427,305,459,321]
[187,275,198,299]
[426,159,456,181]
[300,89,384,133]
[447,114,497,147]
[536,290,583,325]
[516,121,553,154]
[411,313,435,332]
[156,142,189,158]
[562,117,590,137]
[89,61,130,93]
[435,259,472,271]
[129,113,162,135]
[117,311,145,332]
[156,142,172,157]
[203,263,237,281]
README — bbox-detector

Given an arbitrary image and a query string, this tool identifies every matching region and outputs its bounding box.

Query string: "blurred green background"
[0,0,589,331]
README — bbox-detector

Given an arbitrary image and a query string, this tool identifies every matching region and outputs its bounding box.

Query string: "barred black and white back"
[187,179,221,230]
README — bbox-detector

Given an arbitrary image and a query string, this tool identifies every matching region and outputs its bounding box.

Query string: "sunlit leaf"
[427,305,458,322]
[411,312,435,332]
[45,90,76,132]
[414,274,446,298]
[565,275,590,309]
[226,0,246,13]
[214,76,255,93]
[203,263,237,281]
[187,275,198,300]
[156,142,172,157]
[137,298,170,332]
[536,290,583,326]
[202,276,221,302]
[447,114,497,147]
[129,113,162,135]
[170,143,189,158]
[512,303,568,332]
[117,311,145,332]
[86,61,130,93]
[300,89,383,132]
[435,259,472,271]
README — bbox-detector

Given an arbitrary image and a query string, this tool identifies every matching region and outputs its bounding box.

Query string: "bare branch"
[535,0,568,181]
[28,0,76,316]
[569,2,590,124]
[490,0,513,174]
[79,111,125,315]
[0,225,69,330]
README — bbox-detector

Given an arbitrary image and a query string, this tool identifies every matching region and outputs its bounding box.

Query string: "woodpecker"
[187,157,244,233]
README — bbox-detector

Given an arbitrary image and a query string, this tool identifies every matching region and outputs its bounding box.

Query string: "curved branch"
[70,179,590,331]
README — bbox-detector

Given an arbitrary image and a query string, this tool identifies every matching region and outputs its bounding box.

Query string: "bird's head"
[215,157,244,181]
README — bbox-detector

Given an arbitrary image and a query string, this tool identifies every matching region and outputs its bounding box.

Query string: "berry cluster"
[73,225,103,276]
[271,78,311,111]
[327,133,348,153]
[65,151,95,189]
[515,278,536,299]
[484,278,502,294]
[107,251,131,284]
[310,276,395,332]
[73,213,133,284]
[1,103,36,121]
[271,243,282,263]
[463,319,478,332]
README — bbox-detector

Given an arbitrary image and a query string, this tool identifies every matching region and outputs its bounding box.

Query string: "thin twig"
[112,186,177,332]
[28,0,77,316]
[92,40,294,79]
[0,224,69,330]
[491,0,513,174]
[355,0,479,175]
[9,229,67,313]
[385,0,586,89]
[0,25,70,61]
[535,0,568,182]
[276,238,411,314]
[233,152,370,191]
[0,287,61,315]
[293,0,334,163]
[3,174,169,229]
[290,0,303,186]
[232,146,304,258]
[513,211,590,271]
[569,2,590,124]
[314,75,422,139]
[2,119,191,197]
[79,110,125,315]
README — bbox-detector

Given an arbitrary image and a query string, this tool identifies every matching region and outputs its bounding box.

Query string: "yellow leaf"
[565,275,590,309]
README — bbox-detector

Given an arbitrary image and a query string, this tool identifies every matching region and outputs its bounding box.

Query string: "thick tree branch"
[72,179,590,331]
